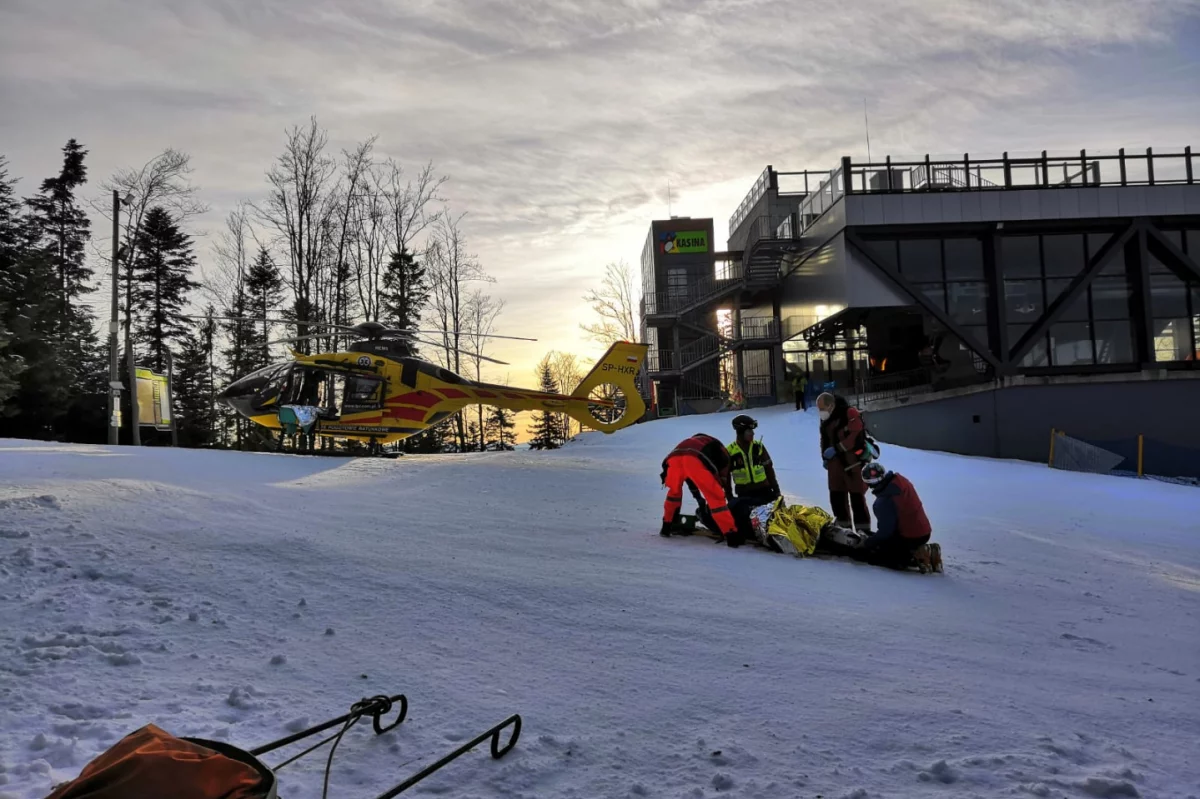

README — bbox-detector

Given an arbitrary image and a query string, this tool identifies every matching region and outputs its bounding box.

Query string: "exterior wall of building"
[844,184,1200,228]
[861,374,1200,478]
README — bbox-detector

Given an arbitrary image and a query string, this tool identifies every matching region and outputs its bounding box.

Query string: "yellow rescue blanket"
[751,498,833,557]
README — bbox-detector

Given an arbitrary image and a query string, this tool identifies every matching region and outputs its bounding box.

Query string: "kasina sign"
[660,230,708,254]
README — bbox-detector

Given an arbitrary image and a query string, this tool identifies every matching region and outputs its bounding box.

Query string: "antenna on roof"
[864,99,873,162]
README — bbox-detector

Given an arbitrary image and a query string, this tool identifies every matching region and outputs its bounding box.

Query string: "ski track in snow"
[1,405,1198,799]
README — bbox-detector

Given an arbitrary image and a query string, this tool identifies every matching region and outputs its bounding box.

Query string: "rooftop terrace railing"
[732,146,1195,246]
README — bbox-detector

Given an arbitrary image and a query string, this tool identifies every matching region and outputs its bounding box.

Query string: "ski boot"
[928,542,943,573]
[911,544,933,574]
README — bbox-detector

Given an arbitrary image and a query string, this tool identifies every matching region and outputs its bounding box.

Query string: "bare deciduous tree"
[463,289,504,450]
[427,210,494,448]
[549,351,584,440]
[98,148,208,350]
[255,116,338,353]
[581,259,638,345]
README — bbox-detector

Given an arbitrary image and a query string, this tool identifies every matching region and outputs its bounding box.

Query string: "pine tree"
[527,359,562,449]
[485,406,515,448]
[0,150,98,440]
[0,159,28,407]
[173,329,215,448]
[23,139,92,332]
[245,246,284,367]
[381,247,429,333]
[465,419,482,452]
[131,207,199,373]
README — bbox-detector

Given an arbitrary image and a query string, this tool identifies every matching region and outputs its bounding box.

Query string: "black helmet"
[863,462,889,486]
[732,414,757,432]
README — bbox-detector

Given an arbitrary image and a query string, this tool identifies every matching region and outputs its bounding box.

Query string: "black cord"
[320,696,392,799]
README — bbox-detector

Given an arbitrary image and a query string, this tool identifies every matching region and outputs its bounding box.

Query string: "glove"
[822,447,836,461]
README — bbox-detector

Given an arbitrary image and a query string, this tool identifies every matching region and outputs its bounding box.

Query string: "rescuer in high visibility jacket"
[660,432,746,546]
[726,414,781,506]
[853,461,939,571]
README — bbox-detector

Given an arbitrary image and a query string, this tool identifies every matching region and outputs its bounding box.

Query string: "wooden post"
[1048,427,1057,467]
[1137,434,1144,477]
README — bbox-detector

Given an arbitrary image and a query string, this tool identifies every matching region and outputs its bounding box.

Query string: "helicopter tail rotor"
[562,341,648,433]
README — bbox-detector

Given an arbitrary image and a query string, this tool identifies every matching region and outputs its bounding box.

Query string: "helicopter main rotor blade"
[264,332,332,346]
[411,337,510,366]
[400,329,538,342]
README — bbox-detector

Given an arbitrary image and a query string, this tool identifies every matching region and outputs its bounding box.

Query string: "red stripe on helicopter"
[474,390,498,398]
[385,407,427,422]
[438,388,469,399]
[386,391,441,408]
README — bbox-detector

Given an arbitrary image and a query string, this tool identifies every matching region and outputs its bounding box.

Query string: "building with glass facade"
[638,147,1200,476]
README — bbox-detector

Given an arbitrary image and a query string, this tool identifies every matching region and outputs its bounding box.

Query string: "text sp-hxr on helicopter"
[209,316,649,449]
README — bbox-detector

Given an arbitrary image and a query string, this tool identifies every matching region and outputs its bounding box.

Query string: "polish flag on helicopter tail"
[625,356,638,363]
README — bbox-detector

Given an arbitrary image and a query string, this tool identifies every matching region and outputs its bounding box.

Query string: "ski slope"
[1,405,1198,799]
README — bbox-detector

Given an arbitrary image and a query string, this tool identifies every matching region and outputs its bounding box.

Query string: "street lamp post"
[108,190,122,444]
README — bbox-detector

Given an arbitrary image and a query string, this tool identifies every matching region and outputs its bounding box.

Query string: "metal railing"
[753,145,1196,251]
[728,167,773,240]
[736,317,780,341]
[641,261,746,317]
[744,375,774,397]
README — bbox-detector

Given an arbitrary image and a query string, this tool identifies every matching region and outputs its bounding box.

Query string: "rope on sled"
[270,695,395,799]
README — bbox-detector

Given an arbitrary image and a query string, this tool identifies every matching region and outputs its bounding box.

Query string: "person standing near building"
[792,370,809,410]
[817,392,872,532]
[726,414,781,506]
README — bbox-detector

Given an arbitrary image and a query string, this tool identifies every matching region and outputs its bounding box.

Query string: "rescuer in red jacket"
[818,392,872,532]
[660,432,745,546]
[855,462,939,570]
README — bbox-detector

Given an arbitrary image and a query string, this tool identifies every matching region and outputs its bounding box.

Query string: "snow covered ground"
[1,404,1198,799]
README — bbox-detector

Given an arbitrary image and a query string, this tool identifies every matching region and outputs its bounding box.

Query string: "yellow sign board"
[135,368,172,430]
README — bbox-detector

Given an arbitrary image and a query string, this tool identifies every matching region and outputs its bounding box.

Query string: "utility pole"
[108,191,121,444]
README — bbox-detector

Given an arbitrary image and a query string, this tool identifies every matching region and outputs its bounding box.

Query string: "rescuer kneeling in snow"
[853,462,941,571]
[727,414,782,507]
[660,433,747,547]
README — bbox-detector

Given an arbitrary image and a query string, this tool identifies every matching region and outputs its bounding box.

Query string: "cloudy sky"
[2,0,1199,384]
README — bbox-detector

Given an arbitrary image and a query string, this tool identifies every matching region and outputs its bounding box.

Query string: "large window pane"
[947,282,989,325]
[1153,318,1193,362]
[1088,232,1122,267]
[1043,234,1086,278]
[1149,272,1188,317]
[899,239,943,282]
[956,325,989,353]
[1098,241,1129,277]
[858,238,898,271]
[1005,279,1043,324]
[1148,251,1172,275]
[944,238,985,281]
[915,282,946,311]
[1091,276,1134,320]
[1050,322,1094,365]
[1008,325,1049,367]
[1045,278,1089,322]
[1000,235,1040,279]
[1094,320,1135,364]
[1186,229,1200,256]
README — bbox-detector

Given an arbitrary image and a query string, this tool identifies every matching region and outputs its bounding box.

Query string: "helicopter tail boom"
[565,341,649,434]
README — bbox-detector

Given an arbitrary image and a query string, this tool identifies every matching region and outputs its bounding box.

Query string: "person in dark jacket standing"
[855,462,940,571]
[817,392,872,532]
[660,433,745,546]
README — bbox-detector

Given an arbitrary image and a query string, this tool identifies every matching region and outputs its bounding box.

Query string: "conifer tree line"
[0,118,522,453]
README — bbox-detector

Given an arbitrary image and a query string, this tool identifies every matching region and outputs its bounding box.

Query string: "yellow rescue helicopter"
[213,318,648,450]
